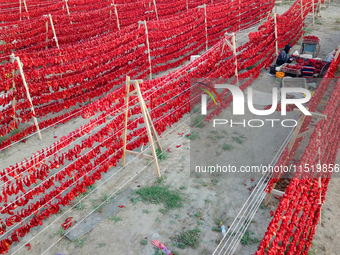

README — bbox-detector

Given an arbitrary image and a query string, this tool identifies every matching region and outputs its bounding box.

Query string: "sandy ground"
[1,1,340,255]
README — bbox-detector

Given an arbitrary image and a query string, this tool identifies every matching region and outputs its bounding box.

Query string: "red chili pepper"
[65,217,73,223]
[167,148,171,152]
[63,222,73,230]
[25,243,31,250]
[118,205,125,208]
[176,145,182,148]
[54,136,57,138]
[178,133,184,135]
[251,178,254,182]
[270,211,274,217]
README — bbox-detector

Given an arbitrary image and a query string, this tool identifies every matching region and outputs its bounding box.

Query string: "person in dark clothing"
[276,45,294,66]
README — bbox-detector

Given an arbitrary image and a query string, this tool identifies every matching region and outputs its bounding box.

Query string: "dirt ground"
[2,1,340,255]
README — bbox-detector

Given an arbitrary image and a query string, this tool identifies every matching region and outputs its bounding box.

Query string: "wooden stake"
[134,80,161,178]
[264,183,276,206]
[10,54,42,140]
[45,21,49,50]
[317,131,322,224]
[113,3,120,30]
[198,4,208,51]
[274,13,279,57]
[312,0,315,28]
[122,76,131,167]
[10,58,16,119]
[139,21,152,79]
[64,0,72,24]
[48,14,59,49]
[153,0,159,20]
[23,0,29,19]
[232,33,239,87]
[334,45,340,61]
[316,0,321,17]
[19,0,22,21]
[122,77,162,178]
[239,0,241,31]
[204,4,208,51]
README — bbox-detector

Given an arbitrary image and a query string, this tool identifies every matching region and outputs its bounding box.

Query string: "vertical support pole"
[316,0,321,17]
[19,0,22,21]
[10,58,16,119]
[238,0,241,31]
[112,2,120,30]
[135,80,161,178]
[140,21,152,80]
[264,183,276,206]
[45,21,49,50]
[140,95,162,151]
[274,13,279,57]
[204,4,208,51]
[64,0,72,24]
[49,14,60,49]
[232,33,239,87]
[317,136,322,225]
[122,76,131,167]
[334,45,340,61]
[198,4,208,51]
[312,0,315,28]
[23,0,29,19]
[153,0,159,20]
[10,54,42,140]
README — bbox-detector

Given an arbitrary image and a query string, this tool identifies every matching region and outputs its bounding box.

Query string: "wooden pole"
[264,183,276,206]
[122,76,131,167]
[140,94,162,151]
[232,33,239,87]
[318,133,322,225]
[239,0,241,31]
[19,0,22,21]
[186,0,188,10]
[23,0,29,19]
[316,0,321,17]
[198,4,208,51]
[312,0,315,28]
[122,77,162,177]
[153,0,159,20]
[204,4,208,51]
[10,58,16,119]
[274,13,279,57]
[135,80,161,178]
[10,54,42,140]
[45,21,49,50]
[64,0,72,24]
[112,2,120,30]
[334,45,340,61]
[139,21,152,80]
[49,14,60,49]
